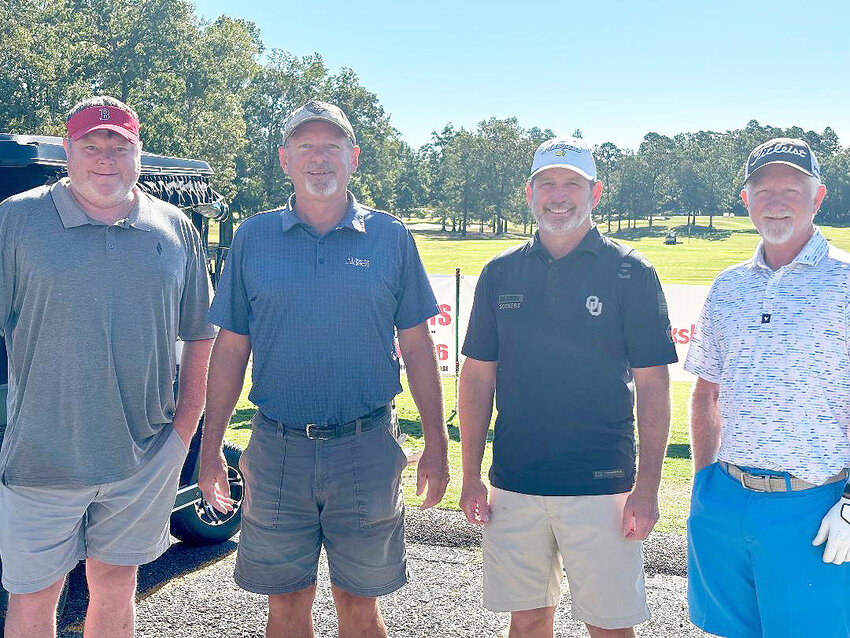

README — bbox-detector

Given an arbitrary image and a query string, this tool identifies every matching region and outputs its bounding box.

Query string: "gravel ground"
[56,509,707,637]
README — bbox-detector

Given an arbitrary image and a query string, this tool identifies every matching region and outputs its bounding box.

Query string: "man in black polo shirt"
[458,136,676,638]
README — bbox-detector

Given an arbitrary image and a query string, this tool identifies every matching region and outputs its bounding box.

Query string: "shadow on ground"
[608,225,669,240]
[229,407,255,428]
[411,229,532,241]
[399,417,493,443]
[666,443,692,459]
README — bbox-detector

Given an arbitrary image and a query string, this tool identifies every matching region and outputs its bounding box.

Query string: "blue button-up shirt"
[209,193,438,425]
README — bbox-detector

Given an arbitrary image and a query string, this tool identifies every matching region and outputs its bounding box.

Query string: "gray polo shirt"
[0,179,215,487]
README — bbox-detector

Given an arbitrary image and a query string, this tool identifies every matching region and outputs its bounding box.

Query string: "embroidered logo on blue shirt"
[498,294,524,310]
[346,256,370,268]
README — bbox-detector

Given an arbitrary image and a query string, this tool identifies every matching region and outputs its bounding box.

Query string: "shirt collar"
[529,225,604,259]
[51,178,151,231]
[279,191,366,234]
[752,227,828,270]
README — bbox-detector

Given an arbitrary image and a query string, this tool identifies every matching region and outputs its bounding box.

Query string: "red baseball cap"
[66,105,140,144]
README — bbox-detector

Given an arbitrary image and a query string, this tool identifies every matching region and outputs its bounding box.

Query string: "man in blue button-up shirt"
[199,101,449,638]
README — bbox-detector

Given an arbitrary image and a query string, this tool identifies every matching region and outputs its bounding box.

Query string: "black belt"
[261,405,391,440]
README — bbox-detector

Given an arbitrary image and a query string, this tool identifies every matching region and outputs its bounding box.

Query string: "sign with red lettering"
[662,283,710,381]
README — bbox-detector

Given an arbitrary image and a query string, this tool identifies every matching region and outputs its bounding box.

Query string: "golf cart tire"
[169,442,244,545]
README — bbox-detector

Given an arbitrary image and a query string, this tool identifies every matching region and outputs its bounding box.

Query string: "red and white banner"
[662,283,710,381]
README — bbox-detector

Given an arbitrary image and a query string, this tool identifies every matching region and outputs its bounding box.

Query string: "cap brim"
[743,160,814,187]
[70,123,138,144]
[529,164,595,182]
[284,116,355,144]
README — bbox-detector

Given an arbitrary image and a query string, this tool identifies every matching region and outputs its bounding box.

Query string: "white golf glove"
[813,496,850,564]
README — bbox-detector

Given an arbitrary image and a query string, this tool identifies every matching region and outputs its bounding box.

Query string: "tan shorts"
[0,427,187,594]
[483,487,649,630]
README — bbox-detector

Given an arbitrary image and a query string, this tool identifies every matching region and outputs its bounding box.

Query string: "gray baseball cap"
[282,100,356,146]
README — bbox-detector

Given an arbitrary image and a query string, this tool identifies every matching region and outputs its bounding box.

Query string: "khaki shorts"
[483,487,649,630]
[0,427,187,594]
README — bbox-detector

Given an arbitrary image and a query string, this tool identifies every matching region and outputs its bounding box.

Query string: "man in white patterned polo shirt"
[685,138,850,638]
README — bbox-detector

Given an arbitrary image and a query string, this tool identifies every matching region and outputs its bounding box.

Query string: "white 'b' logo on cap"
[99,108,111,121]
[586,295,603,316]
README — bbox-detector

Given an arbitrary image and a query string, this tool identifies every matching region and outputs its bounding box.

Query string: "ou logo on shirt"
[585,295,603,316]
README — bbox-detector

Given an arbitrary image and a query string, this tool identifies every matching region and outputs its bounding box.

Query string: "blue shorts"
[687,462,850,638]
[234,410,409,597]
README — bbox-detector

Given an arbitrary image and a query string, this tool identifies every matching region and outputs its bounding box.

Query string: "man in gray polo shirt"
[199,100,450,637]
[0,96,215,638]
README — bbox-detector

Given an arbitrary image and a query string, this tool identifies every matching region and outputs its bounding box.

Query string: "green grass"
[413,215,850,282]
[221,215,850,536]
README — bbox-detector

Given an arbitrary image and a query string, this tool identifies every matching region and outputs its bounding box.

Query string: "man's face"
[526,167,603,235]
[279,121,360,198]
[64,130,141,211]
[741,164,826,247]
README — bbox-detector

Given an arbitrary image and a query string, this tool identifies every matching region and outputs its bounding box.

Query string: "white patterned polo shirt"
[685,229,850,484]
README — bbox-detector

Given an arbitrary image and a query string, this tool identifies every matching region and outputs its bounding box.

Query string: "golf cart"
[0,133,244,629]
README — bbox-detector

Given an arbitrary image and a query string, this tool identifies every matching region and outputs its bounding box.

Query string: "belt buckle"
[742,473,772,492]
[305,424,331,440]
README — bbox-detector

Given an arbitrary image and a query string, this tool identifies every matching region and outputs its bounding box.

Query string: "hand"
[813,496,850,564]
[459,478,491,525]
[416,443,449,510]
[621,488,659,540]
[198,451,235,514]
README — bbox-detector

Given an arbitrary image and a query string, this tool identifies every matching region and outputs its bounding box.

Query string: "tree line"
[3,0,849,229]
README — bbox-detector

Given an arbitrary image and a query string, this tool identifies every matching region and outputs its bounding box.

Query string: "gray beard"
[758,221,795,245]
[533,209,590,235]
[304,176,339,197]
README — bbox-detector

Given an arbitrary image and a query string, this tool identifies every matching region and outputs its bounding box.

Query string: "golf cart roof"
[0,133,214,175]
[0,133,226,215]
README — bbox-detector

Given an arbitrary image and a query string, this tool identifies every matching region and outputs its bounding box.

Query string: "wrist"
[633,475,661,494]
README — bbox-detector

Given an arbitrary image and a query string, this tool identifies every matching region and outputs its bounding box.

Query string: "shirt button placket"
[763,271,781,322]
[543,262,558,317]
[105,227,117,259]
[316,239,326,278]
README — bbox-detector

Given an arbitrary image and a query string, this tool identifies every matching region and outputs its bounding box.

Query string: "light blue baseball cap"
[529,136,597,181]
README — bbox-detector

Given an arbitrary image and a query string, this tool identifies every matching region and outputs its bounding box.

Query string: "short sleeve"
[177,221,216,341]
[208,225,250,335]
[393,229,439,329]
[461,263,499,361]
[0,202,14,339]
[684,284,723,382]
[622,262,678,368]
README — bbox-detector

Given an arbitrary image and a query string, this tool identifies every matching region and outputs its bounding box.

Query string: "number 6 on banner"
[436,343,448,361]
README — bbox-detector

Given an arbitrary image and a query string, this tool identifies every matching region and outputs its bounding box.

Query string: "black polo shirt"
[462,227,677,496]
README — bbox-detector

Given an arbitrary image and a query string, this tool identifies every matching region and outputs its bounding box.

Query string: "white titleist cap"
[529,136,597,181]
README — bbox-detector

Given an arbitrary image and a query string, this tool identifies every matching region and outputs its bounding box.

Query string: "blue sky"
[194,0,850,151]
